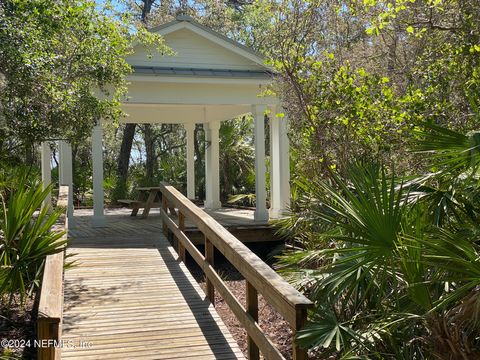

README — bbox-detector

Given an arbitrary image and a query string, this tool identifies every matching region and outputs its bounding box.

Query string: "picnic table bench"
[118,186,176,218]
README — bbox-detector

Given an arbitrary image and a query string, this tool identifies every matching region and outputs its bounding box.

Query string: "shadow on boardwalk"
[61,210,244,359]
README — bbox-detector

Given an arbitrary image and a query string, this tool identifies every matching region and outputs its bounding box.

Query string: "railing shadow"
[62,279,125,332]
[155,239,241,359]
[62,214,242,358]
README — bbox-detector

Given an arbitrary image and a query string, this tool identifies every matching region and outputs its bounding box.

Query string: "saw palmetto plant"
[0,171,67,307]
[275,123,480,359]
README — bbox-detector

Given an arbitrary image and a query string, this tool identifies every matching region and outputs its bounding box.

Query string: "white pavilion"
[40,15,290,227]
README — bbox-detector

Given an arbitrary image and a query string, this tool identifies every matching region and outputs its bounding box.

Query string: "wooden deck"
[62,212,245,359]
[72,207,268,228]
[70,208,278,244]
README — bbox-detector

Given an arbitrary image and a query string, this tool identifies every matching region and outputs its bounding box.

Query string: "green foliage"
[277,123,480,358]
[253,0,480,182]
[219,116,256,204]
[413,122,480,177]
[0,164,40,194]
[265,3,480,354]
[104,117,257,205]
[277,59,412,172]
[109,175,129,204]
[407,123,480,227]
[0,0,167,156]
[228,193,256,206]
[0,173,66,307]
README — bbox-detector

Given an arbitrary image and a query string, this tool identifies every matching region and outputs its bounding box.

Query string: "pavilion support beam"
[269,108,291,218]
[253,104,268,221]
[40,142,52,210]
[185,123,196,200]
[269,107,281,219]
[58,140,75,226]
[92,123,105,227]
[205,120,221,209]
[279,113,291,214]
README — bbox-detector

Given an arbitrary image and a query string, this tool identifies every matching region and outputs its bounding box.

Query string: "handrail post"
[205,236,215,305]
[159,181,314,360]
[37,319,60,360]
[37,185,69,360]
[293,308,309,360]
[178,211,186,262]
[246,281,259,360]
[161,195,168,236]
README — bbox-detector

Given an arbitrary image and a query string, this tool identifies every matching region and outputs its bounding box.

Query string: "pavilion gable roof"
[127,15,271,76]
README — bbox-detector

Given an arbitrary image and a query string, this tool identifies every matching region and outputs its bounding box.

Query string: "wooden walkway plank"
[61,214,244,359]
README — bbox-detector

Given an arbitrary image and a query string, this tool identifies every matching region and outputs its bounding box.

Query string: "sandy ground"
[188,255,294,360]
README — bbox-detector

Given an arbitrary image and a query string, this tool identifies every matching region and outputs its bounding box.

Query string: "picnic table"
[118,186,175,218]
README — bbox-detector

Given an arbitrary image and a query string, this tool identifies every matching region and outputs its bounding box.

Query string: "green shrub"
[276,124,480,358]
[0,176,66,307]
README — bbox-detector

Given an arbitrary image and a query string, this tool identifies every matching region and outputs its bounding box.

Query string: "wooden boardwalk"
[62,212,245,359]
[70,207,278,245]
[71,207,268,230]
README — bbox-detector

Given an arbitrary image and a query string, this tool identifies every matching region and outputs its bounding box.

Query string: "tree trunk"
[72,144,77,205]
[386,23,398,76]
[117,123,136,179]
[115,123,136,200]
[140,1,156,183]
[194,124,204,200]
[25,142,34,165]
[144,124,156,182]
[141,0,155,22]
[113,0,154,201]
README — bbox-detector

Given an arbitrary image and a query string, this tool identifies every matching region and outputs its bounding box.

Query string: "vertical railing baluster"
[293,308,309,360]
[178,211,186,262]
[205,235,215,305]
[159,182,314,360]
[161,195,168,236]
[246,281,259,360]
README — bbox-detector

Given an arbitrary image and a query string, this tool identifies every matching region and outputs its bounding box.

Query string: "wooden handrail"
[37,185,69,360]
[159,182,313,360]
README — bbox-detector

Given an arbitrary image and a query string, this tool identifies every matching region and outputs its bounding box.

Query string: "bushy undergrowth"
[0,167,66,308]
[276,123,480,359]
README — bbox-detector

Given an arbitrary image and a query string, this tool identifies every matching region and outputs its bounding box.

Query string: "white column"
[40,142,52,210]
[269,107,282,218]
[279,113,291,213]
[269,108,291,218]
[185,123,196,199]
[58,140,75,226]
[92,123,105,227]
[253,104,268,221]
[58,141,65,185]
[204,120,221,209]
